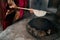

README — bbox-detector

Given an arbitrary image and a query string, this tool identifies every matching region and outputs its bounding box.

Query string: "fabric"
[48,0,59,8]
[30,0,49,10]
[0,1,7,30]
[19,0,28,19]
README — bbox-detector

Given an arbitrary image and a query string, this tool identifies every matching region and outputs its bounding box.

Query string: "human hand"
[29,8,34,14]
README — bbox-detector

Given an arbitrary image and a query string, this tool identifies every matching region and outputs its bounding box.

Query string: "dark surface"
[28,13,60,40]
[28,17,56,31]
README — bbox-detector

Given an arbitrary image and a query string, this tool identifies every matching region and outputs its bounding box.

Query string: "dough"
[33,10,47,17]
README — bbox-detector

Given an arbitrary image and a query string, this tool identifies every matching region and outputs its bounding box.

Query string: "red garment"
[0,1,7,19]
[2,0,28,30]
[19,0,28,18]
[0,1,7,30]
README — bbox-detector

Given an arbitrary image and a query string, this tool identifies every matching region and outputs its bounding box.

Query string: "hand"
[29,8,34,14]
[6,10,10,16]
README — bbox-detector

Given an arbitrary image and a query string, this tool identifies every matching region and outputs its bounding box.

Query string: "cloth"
[19,0,28,18]
[30,0,49,10]
[0,1,7,30]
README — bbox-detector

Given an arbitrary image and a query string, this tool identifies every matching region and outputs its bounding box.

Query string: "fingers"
[5,10,10,16]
